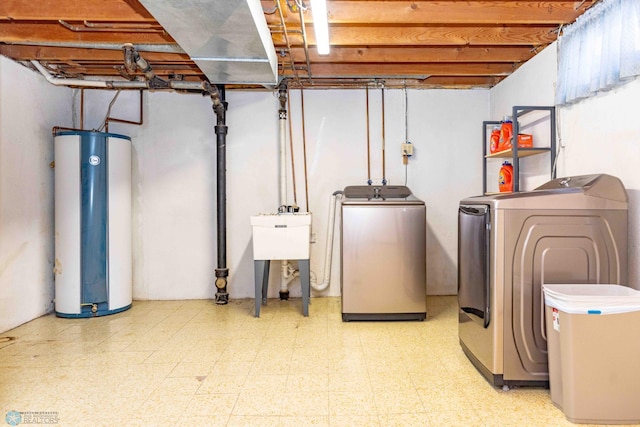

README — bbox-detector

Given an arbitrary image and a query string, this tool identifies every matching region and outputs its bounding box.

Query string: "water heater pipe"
[32,60,144,88]
[314,190,343,292]
[31,60,212,92]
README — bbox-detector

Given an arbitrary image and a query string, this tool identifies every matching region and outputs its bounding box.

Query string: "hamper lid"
[543,284,640,315]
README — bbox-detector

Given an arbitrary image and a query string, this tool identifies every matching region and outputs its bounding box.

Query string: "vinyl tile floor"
[0,296,634,427]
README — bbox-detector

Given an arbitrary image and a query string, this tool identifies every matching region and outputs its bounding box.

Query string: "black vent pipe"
[210,84,229,304]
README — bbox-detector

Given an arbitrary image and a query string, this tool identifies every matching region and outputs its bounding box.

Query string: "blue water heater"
[54,131,132,317]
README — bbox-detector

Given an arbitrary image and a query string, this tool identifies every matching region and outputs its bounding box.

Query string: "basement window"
[556,0,640,105]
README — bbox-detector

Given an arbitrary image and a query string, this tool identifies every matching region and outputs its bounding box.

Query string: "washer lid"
[461,174,627,210]
[534,174,627,203]
[342,185,424,205]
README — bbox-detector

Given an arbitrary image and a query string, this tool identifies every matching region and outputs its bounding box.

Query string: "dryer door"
[506,211,625,380]
[458,204,491,327]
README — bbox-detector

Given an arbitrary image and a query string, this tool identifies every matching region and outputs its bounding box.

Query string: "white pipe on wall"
[278,87,291,296]
[280,261,290,295]
[314,191,342,292]
[32,61,112,88]
[31,60,211,91]
[279,113,287,208]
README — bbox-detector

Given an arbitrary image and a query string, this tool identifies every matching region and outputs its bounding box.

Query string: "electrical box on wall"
[402,142,414,156]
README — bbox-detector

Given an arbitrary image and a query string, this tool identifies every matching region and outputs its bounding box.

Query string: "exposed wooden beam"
[0,23,174,43]
[44,65,202,76]
[0,44,189,61]
[51,61,197,68]
[287,46,536,63]
[0,0,594,89]
[291,76,506,88]
[420,76,506,88]
[0,0,155,21]
[263,1,595,25]
[273,25,558,47]
[282,63,517,77]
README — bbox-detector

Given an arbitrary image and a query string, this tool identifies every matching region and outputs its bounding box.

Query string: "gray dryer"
[458,174,628,387]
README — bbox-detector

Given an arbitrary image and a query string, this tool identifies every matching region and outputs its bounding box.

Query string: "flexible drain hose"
[314,191,342,292]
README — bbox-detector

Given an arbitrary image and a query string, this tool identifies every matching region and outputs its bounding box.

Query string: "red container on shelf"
[499,161,513,192]
[517,134,533,148]
[499,119,513,151]
[498,117,534,151]
[489,127,501,154]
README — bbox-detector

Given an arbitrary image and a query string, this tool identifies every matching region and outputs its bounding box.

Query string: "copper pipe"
[300,89,310,212]
[381,87,386,185]
[365,86,371,184]
[51,126,85,137]
[275,1,301,86]
[83,21,163,30]
[286,88,298,206]
[80,88,84,130]
[58,19,164,33]
[104,89,144,133]
[296,3,313,78]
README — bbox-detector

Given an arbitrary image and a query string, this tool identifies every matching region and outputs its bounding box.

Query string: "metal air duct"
[137,0,278,86]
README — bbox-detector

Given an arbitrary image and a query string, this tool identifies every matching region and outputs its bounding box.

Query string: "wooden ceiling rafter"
[0,0,597,89]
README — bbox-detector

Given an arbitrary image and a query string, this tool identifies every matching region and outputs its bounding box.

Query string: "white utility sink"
[250,213,311,260]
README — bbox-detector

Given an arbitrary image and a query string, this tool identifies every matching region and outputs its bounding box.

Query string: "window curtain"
[556,0,640,105]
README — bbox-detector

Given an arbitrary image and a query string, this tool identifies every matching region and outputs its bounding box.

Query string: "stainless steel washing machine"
[341,185,426,321]
[458,174,628,387]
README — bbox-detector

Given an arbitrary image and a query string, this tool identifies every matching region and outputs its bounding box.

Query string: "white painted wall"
[0,57,73,332]
[490,44,557,117]
[80,90,221,300]
[489,44,559,192]
[393,89,488,295]
[0,58,487,330]
[558,82,640,290]
[288,89,488,297]
[3,35,637,331]
[83,87,487,299]
[490,42,640,290]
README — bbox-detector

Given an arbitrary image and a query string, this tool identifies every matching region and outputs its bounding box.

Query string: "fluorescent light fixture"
[310,0,330,55]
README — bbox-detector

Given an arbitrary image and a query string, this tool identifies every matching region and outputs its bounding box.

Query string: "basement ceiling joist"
[0,0,596,89]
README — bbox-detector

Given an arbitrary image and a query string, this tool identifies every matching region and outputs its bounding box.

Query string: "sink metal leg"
[255,259,309,317]
[298,259,310,316]
[254,260,270,317]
